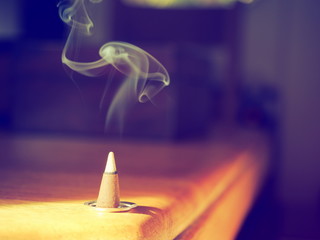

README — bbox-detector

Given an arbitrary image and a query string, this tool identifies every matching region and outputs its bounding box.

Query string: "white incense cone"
[96,152,120,208]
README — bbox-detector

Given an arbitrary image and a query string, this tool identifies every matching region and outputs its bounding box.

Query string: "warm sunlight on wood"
[0,132,268,240]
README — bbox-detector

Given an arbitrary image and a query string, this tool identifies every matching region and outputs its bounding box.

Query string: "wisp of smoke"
[58,0,170,132]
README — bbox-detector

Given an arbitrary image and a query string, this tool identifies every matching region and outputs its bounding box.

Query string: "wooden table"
[0,131,268,240]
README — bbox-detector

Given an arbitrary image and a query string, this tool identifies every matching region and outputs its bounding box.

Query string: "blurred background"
[0,0,320,239]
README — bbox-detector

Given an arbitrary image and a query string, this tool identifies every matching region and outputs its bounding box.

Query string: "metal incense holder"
[84,201,137,213]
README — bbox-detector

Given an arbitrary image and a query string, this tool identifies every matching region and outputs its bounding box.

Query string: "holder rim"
[84,200,137,212]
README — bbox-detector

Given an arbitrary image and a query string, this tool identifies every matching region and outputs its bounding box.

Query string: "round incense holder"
[84,201,137,213]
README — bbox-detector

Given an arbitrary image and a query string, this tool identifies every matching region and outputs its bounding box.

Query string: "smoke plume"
[58,0,170,131]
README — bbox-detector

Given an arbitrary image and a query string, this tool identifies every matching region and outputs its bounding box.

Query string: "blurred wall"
[241,0,320,236]
[0,1,21,39]
[279,0,320,210]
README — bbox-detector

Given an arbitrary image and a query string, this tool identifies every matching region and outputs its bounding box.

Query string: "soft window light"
[122,0,255,8]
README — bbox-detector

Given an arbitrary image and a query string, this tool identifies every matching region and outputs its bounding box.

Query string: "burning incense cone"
[96,152,120,208]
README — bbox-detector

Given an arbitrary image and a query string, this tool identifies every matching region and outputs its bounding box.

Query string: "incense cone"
[96,152,120,208]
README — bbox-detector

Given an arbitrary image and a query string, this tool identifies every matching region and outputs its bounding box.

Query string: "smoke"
[58,0,170,132]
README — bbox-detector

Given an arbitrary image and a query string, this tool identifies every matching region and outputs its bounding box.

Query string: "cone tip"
[105,151,117,173]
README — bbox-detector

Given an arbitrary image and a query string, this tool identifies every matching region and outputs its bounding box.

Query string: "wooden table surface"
[0,131,268,240]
